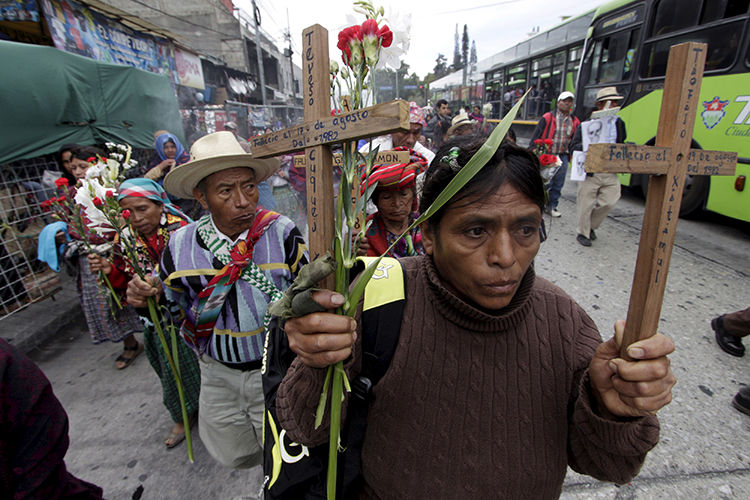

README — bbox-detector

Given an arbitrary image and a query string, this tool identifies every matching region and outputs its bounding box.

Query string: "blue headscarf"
[154,133,186,162]
[117,178,192,222]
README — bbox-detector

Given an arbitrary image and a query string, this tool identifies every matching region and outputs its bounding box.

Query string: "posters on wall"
[1,0,39,21]
[175,47,205,90]
[40,0,178,84]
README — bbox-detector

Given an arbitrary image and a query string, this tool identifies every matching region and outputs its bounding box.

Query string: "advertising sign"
[175,47,205,90]
[1,0,39,21]
[40,0,177,84]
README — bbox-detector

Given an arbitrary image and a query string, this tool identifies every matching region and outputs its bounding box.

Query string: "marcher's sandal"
[115,341,144,370]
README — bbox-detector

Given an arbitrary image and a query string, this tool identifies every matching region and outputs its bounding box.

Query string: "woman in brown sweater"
[276,138,676,499]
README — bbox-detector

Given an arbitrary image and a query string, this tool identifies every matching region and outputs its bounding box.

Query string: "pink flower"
[121,209,131,220]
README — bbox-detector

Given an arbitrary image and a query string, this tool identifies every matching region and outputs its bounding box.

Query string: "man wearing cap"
[126,131,308,469]
[570,87,627,247]
[224,121,248,148]
[530,90,581,218]
[358,101,436,164]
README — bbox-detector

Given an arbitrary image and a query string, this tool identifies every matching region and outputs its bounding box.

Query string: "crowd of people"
[5,95,687,499]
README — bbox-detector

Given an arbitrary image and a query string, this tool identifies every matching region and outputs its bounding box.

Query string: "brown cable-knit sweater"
[276,255,660,499]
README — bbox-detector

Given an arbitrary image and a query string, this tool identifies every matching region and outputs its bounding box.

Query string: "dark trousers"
[726,307,750,337]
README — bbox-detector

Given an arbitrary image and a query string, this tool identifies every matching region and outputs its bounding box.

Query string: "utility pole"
[251,0,267,105]
[286,10,295,99]
[285,9,295,126]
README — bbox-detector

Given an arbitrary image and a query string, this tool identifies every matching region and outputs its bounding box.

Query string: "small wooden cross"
[584,42,738,359]
[250,24,410,278]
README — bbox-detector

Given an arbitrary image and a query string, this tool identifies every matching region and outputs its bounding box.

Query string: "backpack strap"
[341,256,406,497]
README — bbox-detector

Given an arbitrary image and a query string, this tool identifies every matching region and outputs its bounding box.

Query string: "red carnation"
[59,196,67,203]
[544,138,554,146]
[86,157,96,163]
[50,197,58,203]
[337,25,361,61]
[93,197,103,207]
[54,177,69,188]
[105,190,114,198]
[539,154,557,166]
[534,139,543,145]
[121,209,131,220]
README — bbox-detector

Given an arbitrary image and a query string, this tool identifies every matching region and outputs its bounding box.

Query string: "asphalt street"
[25,175,750,500]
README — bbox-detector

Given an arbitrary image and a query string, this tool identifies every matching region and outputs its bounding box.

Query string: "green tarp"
[0,40,185,164]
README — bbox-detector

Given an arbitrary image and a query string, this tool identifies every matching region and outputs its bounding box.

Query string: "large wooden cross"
[584,42,738,359]
[250,24,410,275]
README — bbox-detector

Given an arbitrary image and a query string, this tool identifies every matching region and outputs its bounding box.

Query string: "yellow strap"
[356,256,405,311]
[266,411,282,488]
[163,268,220,286]
[213,325,264,338]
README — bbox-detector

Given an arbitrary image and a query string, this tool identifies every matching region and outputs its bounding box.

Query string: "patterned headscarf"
[154,133,186,162]
[118,178,192,221]
[360,147,428,210]
[409,101,426,126]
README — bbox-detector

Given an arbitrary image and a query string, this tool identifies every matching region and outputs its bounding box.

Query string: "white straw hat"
[163,131,279,199]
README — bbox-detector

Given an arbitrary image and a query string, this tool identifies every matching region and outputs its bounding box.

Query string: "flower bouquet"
[306,4,528,498]
[532,138,563,184]
[72,144,196,462]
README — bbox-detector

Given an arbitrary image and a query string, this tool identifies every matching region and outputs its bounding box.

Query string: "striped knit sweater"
[160,214,308,365]
[276,255,660,499]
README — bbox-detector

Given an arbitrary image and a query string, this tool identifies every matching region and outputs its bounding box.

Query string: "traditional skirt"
[142,321,201,423]
[76,257,142,344]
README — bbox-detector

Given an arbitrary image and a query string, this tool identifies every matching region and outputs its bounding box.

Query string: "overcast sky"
[234,0,606,78]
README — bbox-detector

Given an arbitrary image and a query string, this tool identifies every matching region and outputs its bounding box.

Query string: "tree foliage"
[434,53,448,79]
[452,24,463,71]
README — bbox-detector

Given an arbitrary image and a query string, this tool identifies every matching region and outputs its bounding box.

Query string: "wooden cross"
[249,24,410,277]
[584,42,738,359]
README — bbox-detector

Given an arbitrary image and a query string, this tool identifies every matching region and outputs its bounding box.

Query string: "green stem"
[101,271,122,309]
[147,297,194,463]
[327,360,344,499]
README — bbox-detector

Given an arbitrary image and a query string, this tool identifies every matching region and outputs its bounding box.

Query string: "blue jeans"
[547,154,568,210]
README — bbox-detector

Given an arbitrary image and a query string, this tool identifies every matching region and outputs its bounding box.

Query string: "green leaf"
[315,365,333,429]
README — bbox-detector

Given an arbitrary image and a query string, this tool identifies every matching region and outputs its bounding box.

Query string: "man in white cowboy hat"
[126,131,308,468]
[446,113,475,138]
[570,87,627,247]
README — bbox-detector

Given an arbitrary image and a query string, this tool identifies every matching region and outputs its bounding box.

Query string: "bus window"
[701,0,750,24]
[585,29,640,84]
[641,20,743,78]
[651,0,702,36]
[584,40,603,85]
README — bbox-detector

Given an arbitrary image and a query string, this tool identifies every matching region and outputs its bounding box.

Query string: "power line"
[424,0,524,17]
[125,0,240,39]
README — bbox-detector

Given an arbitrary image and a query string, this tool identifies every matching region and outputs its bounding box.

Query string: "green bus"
[577,0,750,221]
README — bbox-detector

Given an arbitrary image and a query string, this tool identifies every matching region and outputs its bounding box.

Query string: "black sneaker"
[712,315,745,357]
[732,386,750,416]
[576,234,591,247]
[589,229,597,241]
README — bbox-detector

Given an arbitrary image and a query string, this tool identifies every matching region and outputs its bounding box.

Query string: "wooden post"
[249,24,411,282]
[583,42,738,359]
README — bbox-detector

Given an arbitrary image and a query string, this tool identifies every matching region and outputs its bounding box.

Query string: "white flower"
[377,9,410,70]
[74,180,114,233]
